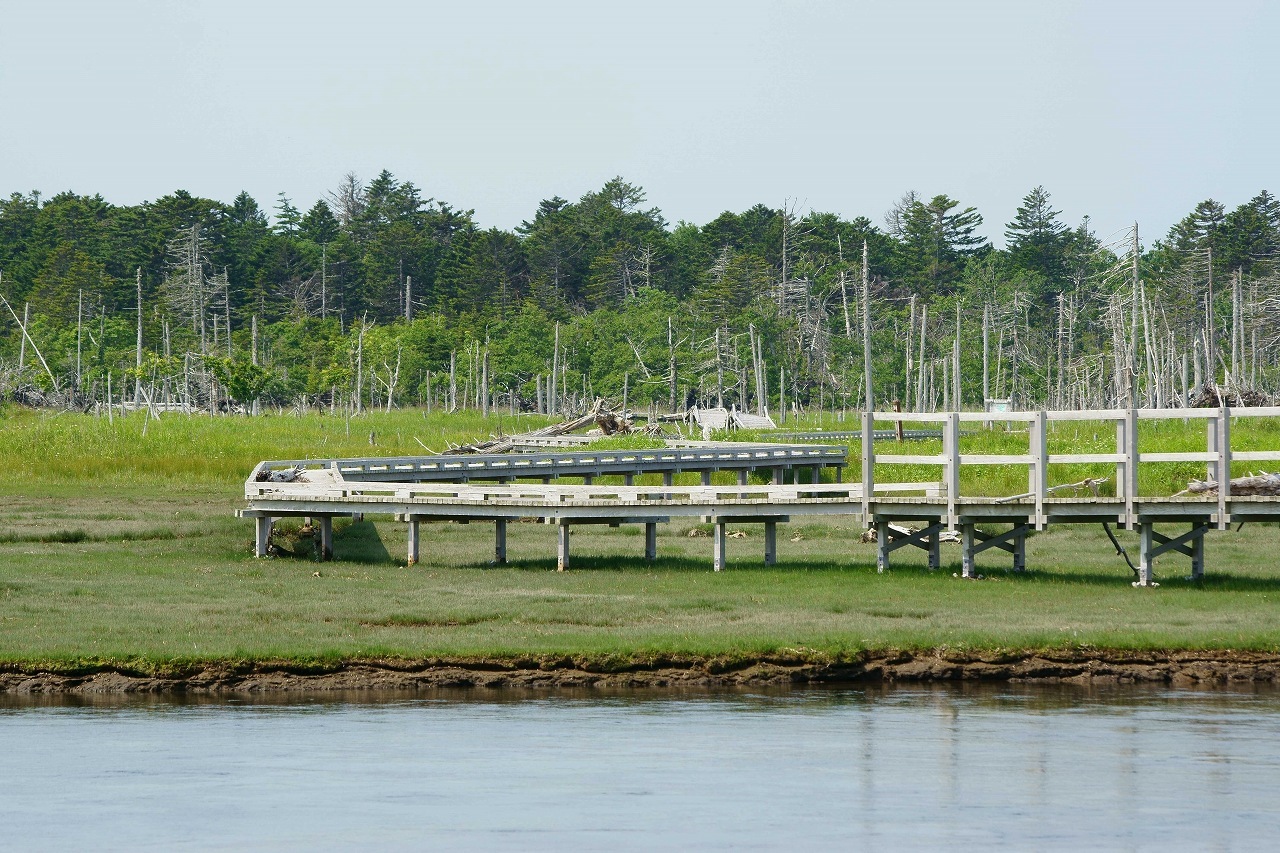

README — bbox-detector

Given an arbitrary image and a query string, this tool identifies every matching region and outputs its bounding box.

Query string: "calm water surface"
[3,684,1279,851]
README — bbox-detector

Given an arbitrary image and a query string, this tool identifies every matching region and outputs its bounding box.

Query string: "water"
[3,684,1279,851]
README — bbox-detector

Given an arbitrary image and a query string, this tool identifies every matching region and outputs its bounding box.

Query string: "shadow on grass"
[272,520,396,565]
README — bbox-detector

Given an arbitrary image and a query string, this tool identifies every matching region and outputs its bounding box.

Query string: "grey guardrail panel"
[255,443,849,482]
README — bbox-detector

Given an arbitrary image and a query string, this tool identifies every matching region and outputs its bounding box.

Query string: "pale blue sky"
[2,0,1275,246]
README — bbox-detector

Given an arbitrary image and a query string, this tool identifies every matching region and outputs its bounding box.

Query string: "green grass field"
[2,405,1279,671]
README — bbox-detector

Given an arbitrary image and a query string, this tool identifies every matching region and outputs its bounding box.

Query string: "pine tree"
[1005,186,1070,284]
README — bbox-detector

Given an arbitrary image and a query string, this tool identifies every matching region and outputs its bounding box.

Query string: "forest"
[0,173,1277,416]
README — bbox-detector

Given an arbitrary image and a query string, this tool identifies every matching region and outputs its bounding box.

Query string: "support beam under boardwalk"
[557,522,570,571]
[407,517,420,566]
[874,519,942,572]
[255,515,272,558]
[712,519,727,572]
[644,522,657,561]
[319,516,333,561]
[959,523,1029,578]
[1135,521,1209,587]
[494,518,507,564]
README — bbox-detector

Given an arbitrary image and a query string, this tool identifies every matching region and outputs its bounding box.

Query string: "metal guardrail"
[254,442,848,483]
[772,430,943,442]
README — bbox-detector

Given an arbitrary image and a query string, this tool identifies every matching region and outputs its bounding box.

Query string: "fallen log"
[1176,472,1280,497]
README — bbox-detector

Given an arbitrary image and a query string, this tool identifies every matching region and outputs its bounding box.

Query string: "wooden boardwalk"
[240,406,1280,586]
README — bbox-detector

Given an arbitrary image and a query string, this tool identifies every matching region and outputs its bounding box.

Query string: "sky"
[2,0,1276,248]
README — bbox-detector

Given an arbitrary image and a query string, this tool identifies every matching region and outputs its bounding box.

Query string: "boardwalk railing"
[862,406,1280,529]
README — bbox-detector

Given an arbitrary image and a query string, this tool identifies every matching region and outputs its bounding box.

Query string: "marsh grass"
[3,406,1280,667]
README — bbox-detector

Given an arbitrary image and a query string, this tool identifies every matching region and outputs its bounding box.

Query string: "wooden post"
[319,516,333,560]
[1191,526,1205,580]
[254,516,272,558]
[1014,528,1026,572]
[1031,410,1048,530]
[1137,522,1155,587]
[944,412,960,528]
[861,409,875,521]
[875,520,888,573]
[557,522,570,571]
[961,524,976,578]
[1123,407,1138,529]
[764,521,777,566]
[494,518,507,564]
[862,239,873,415]
[701,471,712,486]
[712,520,727,572]
[645,522,657,561]
[1216,404,1231,530]
[407,518,420,566]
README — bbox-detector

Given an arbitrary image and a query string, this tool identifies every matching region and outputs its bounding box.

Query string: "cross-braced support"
[874,519,942,572]
[960,523,1029,578]
[1135,522,1209,587]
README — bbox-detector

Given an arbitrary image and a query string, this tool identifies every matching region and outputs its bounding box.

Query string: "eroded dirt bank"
[3,650,1280,694]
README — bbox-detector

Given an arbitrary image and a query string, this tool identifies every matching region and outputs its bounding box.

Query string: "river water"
[3,684,1278,851]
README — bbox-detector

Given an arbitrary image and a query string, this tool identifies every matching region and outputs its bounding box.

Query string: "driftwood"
[1177,472,1280,497]
[859,524,960,544]
[1191,385,1271,407]
[995,477,1108,504]
[446,400,625,454]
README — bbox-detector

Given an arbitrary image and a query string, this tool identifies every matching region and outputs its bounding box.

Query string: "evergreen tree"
[1005,186,1070,284]
[894,194,986,292]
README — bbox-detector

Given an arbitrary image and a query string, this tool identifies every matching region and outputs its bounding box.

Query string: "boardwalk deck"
[240,406,1280,586]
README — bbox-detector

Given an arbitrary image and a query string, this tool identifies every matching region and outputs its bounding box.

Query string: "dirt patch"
[3,649,1279,694]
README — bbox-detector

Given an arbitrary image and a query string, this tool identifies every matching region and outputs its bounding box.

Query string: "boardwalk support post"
[255,516,272,558]
[319,516,333,560]
[645,522,657,560]
[764,521,777,565]
[712,519,727,571]
[494,518,507,564]
[407,517,420,566]
[557,522,570,571]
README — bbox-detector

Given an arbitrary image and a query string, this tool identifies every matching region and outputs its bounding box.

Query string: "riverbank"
[5,649,1280,694]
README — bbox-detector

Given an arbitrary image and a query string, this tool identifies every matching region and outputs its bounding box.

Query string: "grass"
[2,405,1279,669]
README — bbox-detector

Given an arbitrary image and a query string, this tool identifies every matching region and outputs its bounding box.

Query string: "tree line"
[1,173,1278,416]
